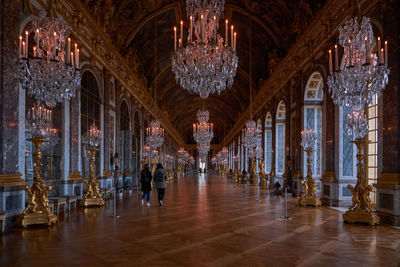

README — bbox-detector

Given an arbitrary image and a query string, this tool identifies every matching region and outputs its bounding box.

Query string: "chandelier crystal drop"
[19,11,81,107]
[171,0,238,99]
[327,17,390,109]
[146,120,164,148]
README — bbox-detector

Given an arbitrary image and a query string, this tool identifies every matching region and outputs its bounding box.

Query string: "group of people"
[140,163,167,207]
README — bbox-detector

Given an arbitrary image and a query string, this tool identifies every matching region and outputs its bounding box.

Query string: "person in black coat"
[140,164,152,207]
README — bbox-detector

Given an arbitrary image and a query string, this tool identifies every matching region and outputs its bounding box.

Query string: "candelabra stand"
[224,165,229,178]
[177,164,182,179]
[17,138,57,227]
[233,161,239,183]
[250,159,257,184]
[259,159,267,188]
[80,146,104,207]
[343,140,379,225]
[298,149,321,207]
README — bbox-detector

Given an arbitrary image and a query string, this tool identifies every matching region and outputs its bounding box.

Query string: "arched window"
[276,101,286,175]
[303,72,323,178]
[81,71,101,177]
[264,112,272,174]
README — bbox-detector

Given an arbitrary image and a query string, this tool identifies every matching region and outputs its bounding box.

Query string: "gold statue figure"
[298,149,321,207]
[259,159,267,188]
[17,138,57,227]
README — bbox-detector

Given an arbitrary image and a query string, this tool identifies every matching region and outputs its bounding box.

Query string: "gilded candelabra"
[299,128,321,207]
[259,159,267,188]
[80,123,104,207]
[250,158,257,184]
[298,149,321,207]
[233,161,239,183]
[17,138,57,227]
[343,140,379,225]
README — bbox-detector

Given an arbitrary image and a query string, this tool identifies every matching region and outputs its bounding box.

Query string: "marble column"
[376,0,400,226]
[0,0,25,226]
[103,71,110,176]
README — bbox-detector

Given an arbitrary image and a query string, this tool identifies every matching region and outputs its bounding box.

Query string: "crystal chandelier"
[327,16,389,140]
[193,110,214,144]
[301,127,317,150]
[19,11,80,107]
[146,120,164,148]
[26,102,52,139]
[242,120,258,149]
[171,0,238,99]
[83,122,102,148]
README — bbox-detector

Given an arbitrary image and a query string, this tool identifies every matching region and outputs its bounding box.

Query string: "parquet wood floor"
[1,174,400,266]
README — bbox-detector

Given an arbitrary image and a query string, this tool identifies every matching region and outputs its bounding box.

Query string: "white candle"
[22,41,26,58]
[179,38,182,48]
[76,48,80,68]
[384,41,388,67]
[174,27,177,51]
[334,44,339,71]
[25,31,28,58]
[231,25,234,48]
[377,37,381,63]
[70,51,74,66]
[19,36,22,58]
[180,20,183,46]
[225,20,228,46]
[328,49,332,74]
[234,32,237,51]
[189,16,193,42]
[74,43,77,59]
[33,46,37,57]
[201,15,204,42]
[53,32,57,59]
[36,29,39,56]
[213,16,216,41]
[381,48,384,65]
[67,37,71,64]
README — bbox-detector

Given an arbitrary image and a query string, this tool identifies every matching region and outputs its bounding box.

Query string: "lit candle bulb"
[328,49,332,74]
[225,20,228,46]
[70,51,74,66]
[231,25,234,48]
[53,32,57,59]
[22,41,26,58]
[377,37,381,63]
[173,27,177,51]
[234,32,237,51]
[381,48,384,65]
[25,31,28,58]
[384,41,388,67]
[334,44,339,71]
[67,37,71,64]
[180,20,183,46]
[201,15,204,42]
[213,16,216,41]
[189,16,193,42]
[19,36,22,58]
[33,46,37,57]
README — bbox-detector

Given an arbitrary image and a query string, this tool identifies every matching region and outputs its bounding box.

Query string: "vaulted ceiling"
[82,0,326,143]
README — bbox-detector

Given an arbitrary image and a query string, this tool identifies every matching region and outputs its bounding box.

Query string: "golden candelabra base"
[259,176,268,188]
[298,149,321,207]
[259,159,267,188]
[17,138,57,227]
[80,146,104,207]
[342,140,380,225]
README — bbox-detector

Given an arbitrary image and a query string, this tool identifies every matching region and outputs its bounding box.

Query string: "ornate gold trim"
[378,173,400,185]
[68,172,82,181]
[0,173,25,187]
[322,171,336,182]
[102,170,112,177]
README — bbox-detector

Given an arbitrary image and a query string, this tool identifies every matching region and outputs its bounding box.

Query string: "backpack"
[155,170,164,182]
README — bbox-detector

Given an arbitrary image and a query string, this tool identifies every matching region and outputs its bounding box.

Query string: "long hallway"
[1,175,399,266]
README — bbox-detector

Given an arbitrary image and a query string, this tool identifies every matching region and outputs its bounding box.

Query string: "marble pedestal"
[376,174,400,226]
[0,174,26,228]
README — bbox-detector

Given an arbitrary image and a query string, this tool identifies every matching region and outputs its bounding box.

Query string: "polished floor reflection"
[1,174,400,266]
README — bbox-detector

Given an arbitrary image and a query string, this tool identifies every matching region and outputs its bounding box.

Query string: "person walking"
[140,164,152,207]
[153,163,167,207]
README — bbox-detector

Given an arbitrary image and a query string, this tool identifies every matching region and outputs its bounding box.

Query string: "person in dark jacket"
[140,164,152,207]
[153,163,167,207]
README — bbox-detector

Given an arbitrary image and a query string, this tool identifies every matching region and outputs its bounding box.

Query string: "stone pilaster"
[377,0,400,226]
[0,0,26,226]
